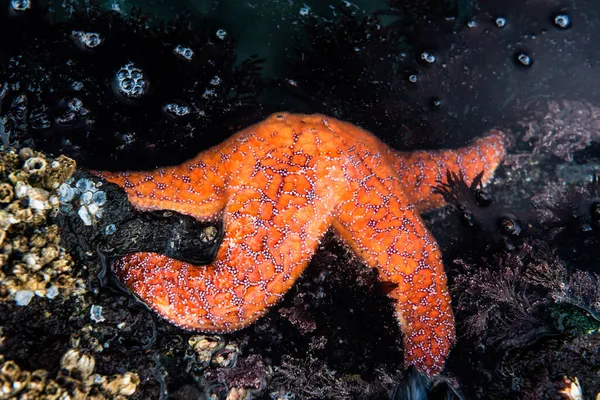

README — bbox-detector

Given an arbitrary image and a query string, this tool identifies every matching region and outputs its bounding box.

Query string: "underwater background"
[0,0,599,399]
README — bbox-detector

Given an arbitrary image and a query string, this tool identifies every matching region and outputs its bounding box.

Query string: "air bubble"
[10,0,30,12]
[174,45,194,61]
[71,81,83,91]
[421,52,435,63]
[164,103,190,117]
[210,76,221,86]
[299,6,310,16]
[408,74,418,83]
[516,53,532,66]
[72,31,103,49]
[121,78,133,90]
[554,14,570,29]
[467,19,477,28]
[216,29,227,40]
[495,17,506,28]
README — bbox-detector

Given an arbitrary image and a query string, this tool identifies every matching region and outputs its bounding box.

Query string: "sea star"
[92,113,506,376]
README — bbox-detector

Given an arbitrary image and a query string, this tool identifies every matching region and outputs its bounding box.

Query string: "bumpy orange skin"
[92,113,506,376]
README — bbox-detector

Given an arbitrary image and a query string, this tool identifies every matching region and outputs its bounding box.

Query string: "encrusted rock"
[0,148,83,304]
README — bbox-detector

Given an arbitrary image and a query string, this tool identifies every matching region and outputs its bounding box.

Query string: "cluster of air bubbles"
[209,76,221,86]
[216,29,227,40]
[516,52,532,67]
[467,19,478,28]
[114,63,147,100]
[57,178,106,226]
[10,0,30,12]
[71,31,103,50]
[299,5,311,16]
[554,14,571,29]
[174,45,194,61]
[421,52,435,63]
[408,74,418,83]
[56,97,90,126]
[495,17,507,28]
[164,102,191,117]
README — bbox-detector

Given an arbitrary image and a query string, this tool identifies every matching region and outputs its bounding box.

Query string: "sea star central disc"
[92,113,506,376]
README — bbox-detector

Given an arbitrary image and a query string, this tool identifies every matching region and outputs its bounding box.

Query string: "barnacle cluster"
[189,335,242,370]
[0,348,139,399]
[0,147,83,305]
[57,177,106,226]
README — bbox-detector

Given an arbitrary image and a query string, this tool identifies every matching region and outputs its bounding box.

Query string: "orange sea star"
[92,113,506,376]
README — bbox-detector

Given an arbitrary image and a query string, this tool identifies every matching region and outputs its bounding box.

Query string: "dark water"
[1,0,599,399]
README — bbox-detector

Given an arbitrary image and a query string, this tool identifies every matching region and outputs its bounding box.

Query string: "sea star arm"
[90,152,227,220]
[103,133,343,332]
[332,147,455,377]
[390,129,507,212]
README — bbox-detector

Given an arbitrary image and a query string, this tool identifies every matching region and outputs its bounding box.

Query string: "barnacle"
[0,349,139,399]
[0,148,83,304]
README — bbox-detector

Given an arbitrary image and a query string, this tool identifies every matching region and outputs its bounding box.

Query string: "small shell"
[18,148,34,161]
[0,183,14,204]
[41,245,60,264]
[29,233,48,249]
[102,372,140,396]
[0,373,14,397]
[200,225,218,243]
[12,370,30,394]
[212,343,241,368]
[0,360,22,381]
[42,380,63,399]
[14,181,31,199]
[27,369,48,393]
[60,349,95,380]
[28,188,50,211]
[225,387,248,400]
[0,210,18,230]
[23,157,47,174]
